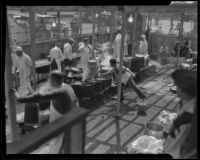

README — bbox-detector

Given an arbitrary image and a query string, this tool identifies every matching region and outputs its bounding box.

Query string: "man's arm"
[101,68,114,77]
[123,66,135,78]
[17,88,63,103]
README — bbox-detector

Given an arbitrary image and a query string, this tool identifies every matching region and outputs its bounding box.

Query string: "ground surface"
[6,62,180,154]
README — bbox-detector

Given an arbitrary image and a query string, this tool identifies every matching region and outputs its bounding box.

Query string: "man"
[49,43,64,71]
[78,39,90,81]
[101,58,146,101]
[159,43,169,65]
[14,46,33,97]
[15,70,79,154]
[164,69,197,158]
[84,38,93,59]
[112,30,129,59]
[63,39,75,67]
[139,34,149,67]
[113,30,122,59]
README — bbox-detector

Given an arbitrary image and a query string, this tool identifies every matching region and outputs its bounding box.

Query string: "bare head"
[49,70,64,87]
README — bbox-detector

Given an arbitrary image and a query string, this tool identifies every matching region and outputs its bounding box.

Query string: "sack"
[127,135,164,154]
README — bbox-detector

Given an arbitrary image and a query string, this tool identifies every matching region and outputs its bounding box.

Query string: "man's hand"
[169,124,180,139]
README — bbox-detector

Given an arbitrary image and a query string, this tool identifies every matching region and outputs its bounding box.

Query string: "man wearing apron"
[49,43,64,72]
[63,39,75,67]
[14,46,33,97]
[78,39,90,81]
[16,70,79,154]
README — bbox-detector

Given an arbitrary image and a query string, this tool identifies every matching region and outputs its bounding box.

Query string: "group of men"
[112,30,149,66]
[9,28,197,156]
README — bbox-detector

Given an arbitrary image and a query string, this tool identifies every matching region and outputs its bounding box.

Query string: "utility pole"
[5,14,19,142]
[132,7,138,57]
[29,8,37,90]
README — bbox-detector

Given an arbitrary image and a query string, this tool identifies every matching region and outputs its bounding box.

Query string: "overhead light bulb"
[128,14,133,23]
[52,22,56,27]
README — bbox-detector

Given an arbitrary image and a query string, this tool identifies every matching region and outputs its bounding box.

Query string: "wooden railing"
[7,107,89,154]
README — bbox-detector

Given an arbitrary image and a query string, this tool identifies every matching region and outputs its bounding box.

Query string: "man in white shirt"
[78,39,90,81]
[49,43,64,71]
[14,46,33,97]
[139,34,149,67]
[63,39,75,67]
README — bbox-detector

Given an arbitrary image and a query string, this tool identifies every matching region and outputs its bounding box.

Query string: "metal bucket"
[144,122,165,139]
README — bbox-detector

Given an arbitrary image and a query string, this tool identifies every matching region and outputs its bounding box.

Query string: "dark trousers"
[64,59,73,67]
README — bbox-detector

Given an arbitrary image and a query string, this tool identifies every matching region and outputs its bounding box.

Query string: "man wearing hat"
[49,43,64,71]
[164,69,197,158]
[14,46,33,97]
[139,34,149,67]
[78,39,90,81]
[15,70,79,153]
[63,38,75,67]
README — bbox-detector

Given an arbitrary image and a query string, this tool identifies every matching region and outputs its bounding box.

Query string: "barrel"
[24,103,39,125]
[88,60,99,77]
[131,57,142,72]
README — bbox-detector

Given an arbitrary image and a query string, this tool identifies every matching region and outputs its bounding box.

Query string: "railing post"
[5,13,19,142]
[61,119,86,154]
[29,8,37,89]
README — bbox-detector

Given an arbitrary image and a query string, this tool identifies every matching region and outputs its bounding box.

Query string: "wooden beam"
[29,9,37,90]
[7,107,89,154]
[176,12,184,69]
[132,8,138,57]
[79,8,82,41]
[147,13,152,45]
[110,11,114,43]
[57,10,61,42]
[92,11,96,59]
[5,15,19,142]
[116,7,126,116]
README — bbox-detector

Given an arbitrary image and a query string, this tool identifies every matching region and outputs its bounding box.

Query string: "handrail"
[7,107,89,154]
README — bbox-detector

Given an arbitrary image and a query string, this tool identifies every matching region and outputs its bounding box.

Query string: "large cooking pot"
[104,77,112,88]
[144,122,165,139]
[96,77,107,90]
[81,81,95,98]
[71,81,83,98]
[93,80,103,93]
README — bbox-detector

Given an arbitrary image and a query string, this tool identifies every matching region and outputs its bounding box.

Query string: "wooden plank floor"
[6,63,179,154]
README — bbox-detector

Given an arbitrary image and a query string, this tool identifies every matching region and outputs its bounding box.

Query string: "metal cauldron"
[144,122,165,139]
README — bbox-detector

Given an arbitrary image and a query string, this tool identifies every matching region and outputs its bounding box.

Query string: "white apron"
[50,47,63,72]
[16,53,33,97]
[48,83,79,154]
[79,46,90,81]
[48,101,64,154]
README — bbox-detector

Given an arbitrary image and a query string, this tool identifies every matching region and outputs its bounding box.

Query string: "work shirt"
[139,40,148,55]
[49,46,64,71]
[63,42,72,59]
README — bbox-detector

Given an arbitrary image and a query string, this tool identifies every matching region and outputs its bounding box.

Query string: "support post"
[116,7,126,116]
[110,11,114,43]
[176,13,184,69]
[147,13,152,46]
[132,7,138,57]
[57,10,61,43]
[79,8,82,41]
[5,15,19,142]
[29,8,37,90]
[92,11,96,59]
